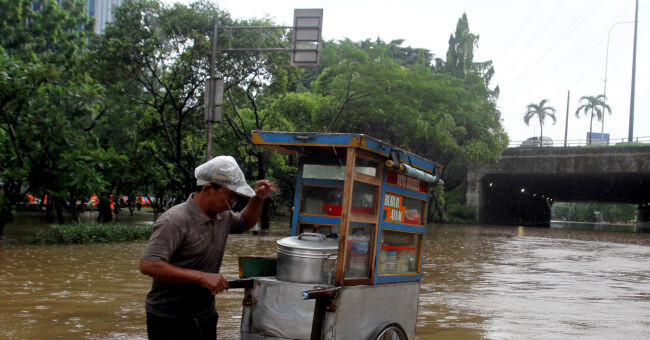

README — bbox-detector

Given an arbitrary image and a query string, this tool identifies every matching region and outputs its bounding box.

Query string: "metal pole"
[628,0,639,142]
[604,21,634,145]
[564,90,570,147]
[207,16,218,161]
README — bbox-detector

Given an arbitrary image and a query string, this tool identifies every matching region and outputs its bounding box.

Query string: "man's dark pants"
[147,312,218,340]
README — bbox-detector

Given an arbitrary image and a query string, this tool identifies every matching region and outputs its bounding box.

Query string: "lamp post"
[628,0,639,142]
[602,20,634,145]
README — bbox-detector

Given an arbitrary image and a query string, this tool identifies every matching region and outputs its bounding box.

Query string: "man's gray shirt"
[141,194,246,318]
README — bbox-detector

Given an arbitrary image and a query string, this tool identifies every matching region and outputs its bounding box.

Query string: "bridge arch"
[466,146,650,230]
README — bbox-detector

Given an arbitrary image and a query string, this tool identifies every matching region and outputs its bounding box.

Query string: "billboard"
[587,132,610,145]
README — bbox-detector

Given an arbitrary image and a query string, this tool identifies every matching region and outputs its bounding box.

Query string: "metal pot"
[276,233,339,285]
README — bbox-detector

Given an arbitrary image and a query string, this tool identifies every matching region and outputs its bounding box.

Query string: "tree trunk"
[0,207,11,240]
[260,200,271,230]
[97,198,113,223]
[55,200,65,225]
[69,195,81,223]
[45,199,54,223]
[127,194,135,216]
[589,114,594,145]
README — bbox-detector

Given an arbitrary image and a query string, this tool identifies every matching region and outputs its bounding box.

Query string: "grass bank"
[35,224,153,244]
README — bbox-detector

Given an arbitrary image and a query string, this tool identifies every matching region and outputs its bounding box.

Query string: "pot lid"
[277,233,339,251]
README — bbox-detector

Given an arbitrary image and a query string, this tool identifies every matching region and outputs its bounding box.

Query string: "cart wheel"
[370,323,408,340]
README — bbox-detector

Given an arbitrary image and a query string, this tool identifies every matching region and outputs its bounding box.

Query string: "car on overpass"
[521,136,553,147]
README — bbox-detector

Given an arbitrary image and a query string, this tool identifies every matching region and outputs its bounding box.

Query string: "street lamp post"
[628,0,639,142]
[602,20,634,145]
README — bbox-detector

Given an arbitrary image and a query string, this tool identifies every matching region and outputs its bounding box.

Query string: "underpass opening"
[479,172,650,228]
[468,145,650,231]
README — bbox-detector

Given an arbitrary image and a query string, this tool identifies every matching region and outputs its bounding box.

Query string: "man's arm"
[139,260,229,295]
[239,180,276,231]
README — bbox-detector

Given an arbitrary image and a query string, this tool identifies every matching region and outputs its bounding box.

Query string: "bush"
[445,203,476,224]
[35,224,152,244]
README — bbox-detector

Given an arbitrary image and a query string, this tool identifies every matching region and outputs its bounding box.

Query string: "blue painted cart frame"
[252,130,442,286]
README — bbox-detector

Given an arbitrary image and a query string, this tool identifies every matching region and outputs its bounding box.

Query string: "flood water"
[1,217,650,339]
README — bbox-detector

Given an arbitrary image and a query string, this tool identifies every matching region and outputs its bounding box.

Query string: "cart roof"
[251,130,441,175]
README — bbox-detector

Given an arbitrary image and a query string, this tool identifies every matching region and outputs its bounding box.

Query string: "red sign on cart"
[386,171,427,193]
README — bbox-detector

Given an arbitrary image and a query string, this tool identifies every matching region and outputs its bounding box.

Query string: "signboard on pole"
[204,77,224,123]
[587,132,610,145]
[291,9,323,67]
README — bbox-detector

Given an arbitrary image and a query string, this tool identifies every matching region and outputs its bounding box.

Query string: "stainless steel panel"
[242,278,419,340]
[328,282,420,339]
[247,278,326,339]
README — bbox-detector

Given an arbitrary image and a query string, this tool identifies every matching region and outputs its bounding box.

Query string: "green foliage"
[524,99,557,142]
[269,92,338,131]
[0,0,110,229]
[1,2,508,227]
[0,0,93,63]
[552,202,636,223]
[445,203,476,224]
[435,13,499,98]
[575,95,612,145]
[310,39,507,167]
[35,223,153,244]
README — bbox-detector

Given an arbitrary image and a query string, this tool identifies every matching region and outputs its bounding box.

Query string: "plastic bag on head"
[194,155,255,197]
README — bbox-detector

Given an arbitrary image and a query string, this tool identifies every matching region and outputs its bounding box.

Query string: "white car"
[521,136,553,147]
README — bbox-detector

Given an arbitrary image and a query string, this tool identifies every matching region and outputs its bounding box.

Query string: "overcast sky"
[171,0,649,145]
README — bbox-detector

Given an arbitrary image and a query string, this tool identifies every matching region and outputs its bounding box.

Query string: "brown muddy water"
[1,215,650,340]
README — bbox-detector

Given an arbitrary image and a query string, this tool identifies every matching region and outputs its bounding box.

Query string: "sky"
[169,0,649,145]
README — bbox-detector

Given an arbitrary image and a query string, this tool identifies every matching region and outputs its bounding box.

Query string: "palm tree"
[575,95,612,145]
[524,99,557,146]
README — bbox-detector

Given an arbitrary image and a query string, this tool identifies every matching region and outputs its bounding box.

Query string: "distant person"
[96,197,113,223]
[139,155,276,340]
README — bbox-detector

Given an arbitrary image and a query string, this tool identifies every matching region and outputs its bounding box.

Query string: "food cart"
[233,131,443,340]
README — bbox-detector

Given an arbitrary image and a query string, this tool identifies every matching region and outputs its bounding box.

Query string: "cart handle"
[228,278,254,289]
[301,287,340,300]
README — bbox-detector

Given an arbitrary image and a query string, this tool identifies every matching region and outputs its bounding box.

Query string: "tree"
[575,95,611,145]
[0,0,109,234]
[425,13,504,199]
[91,0,300,226]
[91,0,211,198]
[304,37,508,220]
[523,99,557,145]
[434,13,499,99]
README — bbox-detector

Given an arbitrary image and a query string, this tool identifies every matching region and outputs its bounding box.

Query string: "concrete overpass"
[466,145,650,231]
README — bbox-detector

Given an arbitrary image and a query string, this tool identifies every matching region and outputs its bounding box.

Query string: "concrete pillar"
[637,205,650,233]
[465,167,482,223]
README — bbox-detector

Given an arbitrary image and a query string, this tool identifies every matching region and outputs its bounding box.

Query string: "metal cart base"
[240,278,418,340]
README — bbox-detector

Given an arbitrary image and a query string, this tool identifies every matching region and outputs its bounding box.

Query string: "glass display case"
[383,193,426,225]
[351,181,377,216]
[299,223,340,236]
[377,230,422,276]
[345,224,373,279]
[251,131,441,286]
[301,186,342,216]
[303,164,345,180]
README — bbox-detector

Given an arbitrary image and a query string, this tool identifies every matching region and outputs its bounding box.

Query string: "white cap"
[194,156,255,197]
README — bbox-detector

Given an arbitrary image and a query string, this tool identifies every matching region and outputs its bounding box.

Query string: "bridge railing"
[508,136,650,148]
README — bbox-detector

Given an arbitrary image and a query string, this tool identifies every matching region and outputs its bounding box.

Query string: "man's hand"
[253,180,277,200]
[140,260,229,295]
[198,272,229,295]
